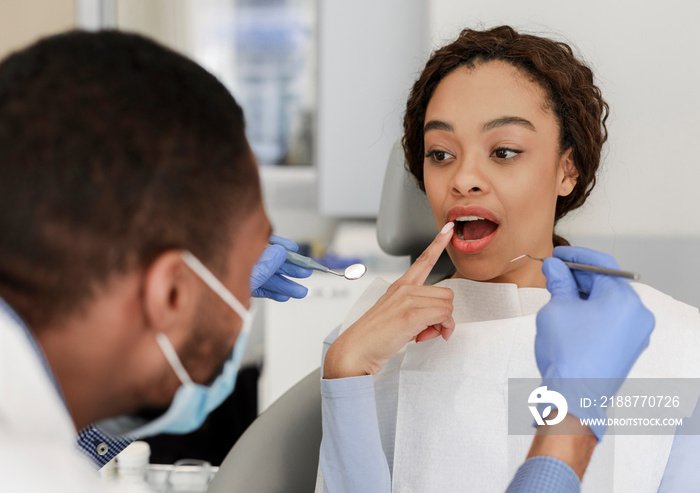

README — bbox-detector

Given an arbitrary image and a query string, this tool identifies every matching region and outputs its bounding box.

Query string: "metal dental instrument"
[510,254,640,280]
[285,250,367,280]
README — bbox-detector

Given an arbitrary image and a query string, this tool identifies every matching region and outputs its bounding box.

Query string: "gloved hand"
[535,246,655,440]
[250,234,312,302]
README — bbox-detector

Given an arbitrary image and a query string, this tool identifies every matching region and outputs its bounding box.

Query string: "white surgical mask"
[97,251,253,437]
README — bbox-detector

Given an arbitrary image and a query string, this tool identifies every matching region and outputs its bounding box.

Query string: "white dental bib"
[335,277,700,493]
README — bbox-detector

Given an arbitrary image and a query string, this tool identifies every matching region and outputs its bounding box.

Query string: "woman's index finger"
[401,222,454,285]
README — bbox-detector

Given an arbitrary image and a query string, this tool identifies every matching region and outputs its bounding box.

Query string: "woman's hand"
[323,223,456,379]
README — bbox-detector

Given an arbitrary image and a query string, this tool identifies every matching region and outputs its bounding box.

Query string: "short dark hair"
[403,26,609,247]
[0,30,260,328]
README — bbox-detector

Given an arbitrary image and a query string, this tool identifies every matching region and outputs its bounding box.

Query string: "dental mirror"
[284,249,367,281]
[339,263,367,280]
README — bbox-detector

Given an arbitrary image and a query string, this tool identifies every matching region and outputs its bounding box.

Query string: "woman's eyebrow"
[423,120,453,134]
[482,116,536,132]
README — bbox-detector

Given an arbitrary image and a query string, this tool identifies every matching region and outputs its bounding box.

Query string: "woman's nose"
[449,155,490,196]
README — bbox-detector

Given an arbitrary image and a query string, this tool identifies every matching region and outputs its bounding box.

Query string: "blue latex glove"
[250,234,312,302]
[535,246,655,440]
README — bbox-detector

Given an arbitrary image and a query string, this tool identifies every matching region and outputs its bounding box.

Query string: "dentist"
[0,30,290,491]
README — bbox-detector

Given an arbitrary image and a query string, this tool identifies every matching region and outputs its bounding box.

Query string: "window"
[82,0,316,167]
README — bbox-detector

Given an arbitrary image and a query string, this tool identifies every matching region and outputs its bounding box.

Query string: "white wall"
[0,0,75,60]
[317,0,429,217]
[429,0,700,239]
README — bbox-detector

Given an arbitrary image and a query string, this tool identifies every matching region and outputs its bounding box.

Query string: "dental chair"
[207,368,322,493]
[208,142,449,493]
[377,141,454,283]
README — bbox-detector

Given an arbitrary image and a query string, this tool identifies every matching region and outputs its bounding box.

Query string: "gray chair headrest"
[376,141,438,258]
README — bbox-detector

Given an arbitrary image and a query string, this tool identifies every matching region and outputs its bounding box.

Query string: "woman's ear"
[557,148,578,197]
[142,251,199,338]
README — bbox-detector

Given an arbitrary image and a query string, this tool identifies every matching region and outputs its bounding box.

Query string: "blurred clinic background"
[1,0,699,466]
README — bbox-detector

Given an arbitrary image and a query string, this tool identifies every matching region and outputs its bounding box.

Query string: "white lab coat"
[0,306,149,492]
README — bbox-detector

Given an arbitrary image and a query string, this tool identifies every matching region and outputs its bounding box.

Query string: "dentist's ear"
[557,149,578,197]
[141,250,200,338]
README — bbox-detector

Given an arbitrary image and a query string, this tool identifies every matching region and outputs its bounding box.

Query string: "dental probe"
[284,250,367,280]
[510,254,640,281]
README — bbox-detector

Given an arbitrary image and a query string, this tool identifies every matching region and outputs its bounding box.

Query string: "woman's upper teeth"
[455,216,485,222]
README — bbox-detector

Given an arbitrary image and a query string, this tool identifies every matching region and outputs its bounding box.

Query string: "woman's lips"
[446,205,500,254]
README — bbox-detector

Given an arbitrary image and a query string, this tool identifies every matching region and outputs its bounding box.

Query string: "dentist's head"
[0,30,271,432]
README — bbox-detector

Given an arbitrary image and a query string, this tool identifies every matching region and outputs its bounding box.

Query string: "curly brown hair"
[402,25,609,246]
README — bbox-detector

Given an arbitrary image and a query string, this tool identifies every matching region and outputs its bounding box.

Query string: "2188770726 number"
[600,395,680,408]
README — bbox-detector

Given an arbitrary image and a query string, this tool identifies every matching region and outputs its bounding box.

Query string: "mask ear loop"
[156,333,194,385]
[180,251,249,322]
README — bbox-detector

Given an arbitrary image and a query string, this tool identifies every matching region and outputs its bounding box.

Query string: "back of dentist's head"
[0,30,261,329]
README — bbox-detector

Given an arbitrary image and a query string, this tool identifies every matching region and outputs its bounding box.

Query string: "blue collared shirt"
[76,425,133,467]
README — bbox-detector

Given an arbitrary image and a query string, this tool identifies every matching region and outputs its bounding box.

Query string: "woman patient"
[317,26,700,492]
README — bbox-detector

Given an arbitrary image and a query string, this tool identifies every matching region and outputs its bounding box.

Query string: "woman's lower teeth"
[456,228,477,242]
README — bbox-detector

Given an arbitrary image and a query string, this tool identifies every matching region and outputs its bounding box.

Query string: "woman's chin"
[447,256,509,283]
[450,260,547,288]
[446,251,533,284]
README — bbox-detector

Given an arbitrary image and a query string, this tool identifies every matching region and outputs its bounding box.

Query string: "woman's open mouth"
[446,206,500,254]
[454,216,498,241]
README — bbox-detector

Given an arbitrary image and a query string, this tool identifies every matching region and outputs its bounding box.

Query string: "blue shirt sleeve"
[320,375,391,493]
[318,325,391,492]
[506,456,580,493]
[657,394,700,491]
[76,425,133,468]
[657,435,700,491]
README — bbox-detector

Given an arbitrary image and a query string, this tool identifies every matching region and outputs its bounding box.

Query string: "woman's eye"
[425,150,454,162]
[492,148,522,160]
